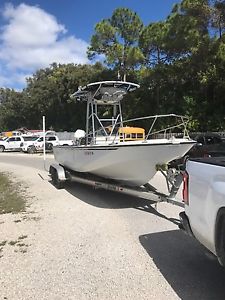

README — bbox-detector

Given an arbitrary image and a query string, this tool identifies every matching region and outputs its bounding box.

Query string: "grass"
[0,240,7,247]
[17,243,26,247]
[8,240,18,246]
[18,235,27,240]
[0,238,30,257]
[0,172,26,214]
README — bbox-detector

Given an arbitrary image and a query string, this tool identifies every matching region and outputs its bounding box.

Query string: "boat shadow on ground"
[64,181,180,225]
[139,230,225,300]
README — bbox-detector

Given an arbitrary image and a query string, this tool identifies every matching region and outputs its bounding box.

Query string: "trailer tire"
[216,210,225,268]
[50,167,64,189]
[0,145,5,152]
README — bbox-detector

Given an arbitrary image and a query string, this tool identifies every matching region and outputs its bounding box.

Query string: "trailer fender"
[49,164,67,182]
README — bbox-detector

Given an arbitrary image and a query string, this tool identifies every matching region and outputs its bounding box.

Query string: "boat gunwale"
[54,140,196,151]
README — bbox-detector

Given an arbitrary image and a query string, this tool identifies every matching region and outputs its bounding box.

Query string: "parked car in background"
[45,135,73,151]
[0,136,25,152]
[21,136,41,153]
[169,133,225,169]
[25,136,46,154]
[25,135,73,153]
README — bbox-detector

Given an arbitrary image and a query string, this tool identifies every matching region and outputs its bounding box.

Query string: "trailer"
[49,164,184,208]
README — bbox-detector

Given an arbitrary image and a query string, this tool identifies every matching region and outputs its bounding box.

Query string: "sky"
[0,0,180,89]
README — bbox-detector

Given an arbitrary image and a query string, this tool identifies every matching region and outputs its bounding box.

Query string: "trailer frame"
[49,163,184,208]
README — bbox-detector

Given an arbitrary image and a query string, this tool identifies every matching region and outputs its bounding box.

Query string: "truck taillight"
[182,171,189,205]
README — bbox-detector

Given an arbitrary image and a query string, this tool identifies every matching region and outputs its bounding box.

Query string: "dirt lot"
[0,162,181,300]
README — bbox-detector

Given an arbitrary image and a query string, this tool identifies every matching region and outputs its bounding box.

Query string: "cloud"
[0,3,89,89]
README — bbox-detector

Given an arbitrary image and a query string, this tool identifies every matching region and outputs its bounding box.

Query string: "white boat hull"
[53,139,194,186]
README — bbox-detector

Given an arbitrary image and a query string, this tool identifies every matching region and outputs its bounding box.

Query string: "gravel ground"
[0,161,182,300]
[1,155,225,300]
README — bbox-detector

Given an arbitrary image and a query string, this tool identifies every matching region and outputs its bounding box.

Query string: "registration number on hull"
[84,151,94,155]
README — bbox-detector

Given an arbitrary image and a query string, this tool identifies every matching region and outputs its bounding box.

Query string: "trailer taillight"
[182,171,189,205]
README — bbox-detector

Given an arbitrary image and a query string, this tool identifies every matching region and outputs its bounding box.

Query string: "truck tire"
[50,167,64,189]
[0,145,5,152]
[216,211,225,268]
[27,145,36,154]
[47,143,53,151]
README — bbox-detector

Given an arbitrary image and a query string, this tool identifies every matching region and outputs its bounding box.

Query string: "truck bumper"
[179,211,193,237]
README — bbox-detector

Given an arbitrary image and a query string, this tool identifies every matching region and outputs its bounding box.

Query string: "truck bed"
[189,156,225,167]
[181,156,225,267]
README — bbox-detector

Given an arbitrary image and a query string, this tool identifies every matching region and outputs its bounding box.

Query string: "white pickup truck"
[45,135,73,151]
[24,135,74,153]
[21,136,43,153]
[0,136,25,152]
[180,157,225,267]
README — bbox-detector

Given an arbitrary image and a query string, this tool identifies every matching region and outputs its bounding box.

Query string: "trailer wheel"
[50,167,64,189]
[216,212,225,268]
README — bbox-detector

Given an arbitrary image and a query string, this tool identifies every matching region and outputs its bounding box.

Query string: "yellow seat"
[119,126,145,141]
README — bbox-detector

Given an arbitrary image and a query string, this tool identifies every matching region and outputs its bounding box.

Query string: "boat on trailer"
[53,81,195,187]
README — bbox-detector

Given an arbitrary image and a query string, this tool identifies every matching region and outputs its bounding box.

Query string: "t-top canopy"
[71,81,140,104]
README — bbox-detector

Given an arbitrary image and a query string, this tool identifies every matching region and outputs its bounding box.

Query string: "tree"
[1,2,225,133]
[211,0,225,39]
[139,22,169,66]
[22,63,114,131]
[0,63,114,131]
[140,0,212,67]
[87,8,144,81]
[0,88,27,131]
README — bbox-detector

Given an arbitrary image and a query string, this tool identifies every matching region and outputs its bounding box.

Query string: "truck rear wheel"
[0,145,5,152]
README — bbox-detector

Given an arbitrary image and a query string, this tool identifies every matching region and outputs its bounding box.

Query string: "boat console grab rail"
[81,113,190,145]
